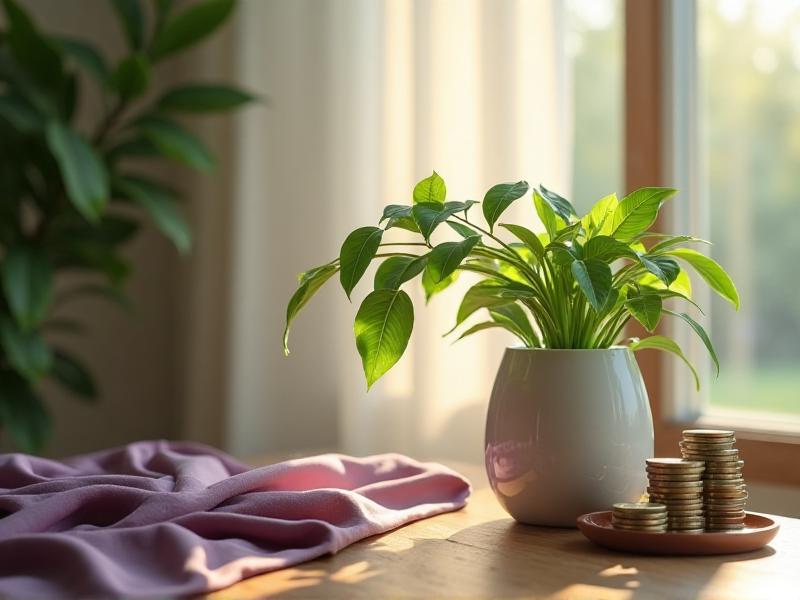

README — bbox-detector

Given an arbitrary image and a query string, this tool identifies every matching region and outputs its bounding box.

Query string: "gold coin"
[682,429,735,438]
[706,523,746,530]
[657,501,705,509]
[612,502,667,514]
[681,450,739,459]
[704,478,745,487]
[613,517,668,527]
[648,490,703,499]
[646,458,705,469]
[704,488,747,497]
[670,528,706,533]
[687,456,740,464]
[680,440,736,450]
[647,479,705,488]
[667,515,705,523]
[706,503,747,511]
[680,438,736,447]
[612,513,667,522]
[613,523,667,532]
[707,517,746,525]
[647,473,705,482]
[703,472,743,480]
[704,460,744,471]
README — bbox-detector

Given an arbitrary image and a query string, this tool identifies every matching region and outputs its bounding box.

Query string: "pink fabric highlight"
[0,441,471,598]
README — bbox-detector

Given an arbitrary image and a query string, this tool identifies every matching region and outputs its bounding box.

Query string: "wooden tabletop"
[207,462,799,600]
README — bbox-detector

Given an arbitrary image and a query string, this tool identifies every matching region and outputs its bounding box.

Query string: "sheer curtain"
[218,0,569,462]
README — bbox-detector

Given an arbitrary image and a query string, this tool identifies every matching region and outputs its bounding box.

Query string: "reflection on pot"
[485,439,537,498]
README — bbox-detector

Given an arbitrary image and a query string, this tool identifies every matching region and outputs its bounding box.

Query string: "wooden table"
[207,463,799,600]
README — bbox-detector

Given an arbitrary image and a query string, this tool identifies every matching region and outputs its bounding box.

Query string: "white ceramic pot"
[484,347,653,527]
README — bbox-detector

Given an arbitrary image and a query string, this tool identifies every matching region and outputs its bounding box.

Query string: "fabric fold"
[0,440,470,598]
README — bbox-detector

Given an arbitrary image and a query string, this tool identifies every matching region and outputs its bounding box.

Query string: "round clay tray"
[577,511,779,555]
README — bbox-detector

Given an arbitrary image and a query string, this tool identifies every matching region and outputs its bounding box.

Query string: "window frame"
[625,0,800,486]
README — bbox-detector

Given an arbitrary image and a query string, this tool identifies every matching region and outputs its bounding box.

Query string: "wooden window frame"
[624,0,800,486]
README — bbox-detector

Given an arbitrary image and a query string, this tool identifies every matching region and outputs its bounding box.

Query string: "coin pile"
[645,458,706,532]
[611,502,668,532]
[681,429,746,531]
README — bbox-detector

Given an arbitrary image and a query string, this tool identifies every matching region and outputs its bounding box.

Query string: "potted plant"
[283,172,738,526]
[0,0,253,451]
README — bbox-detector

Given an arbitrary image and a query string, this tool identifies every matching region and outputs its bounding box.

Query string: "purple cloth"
[0,440,470,598]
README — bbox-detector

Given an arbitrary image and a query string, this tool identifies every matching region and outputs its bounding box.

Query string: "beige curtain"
[184,0,569,463]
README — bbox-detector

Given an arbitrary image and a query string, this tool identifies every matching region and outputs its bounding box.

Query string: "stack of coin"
[645,458,706,532]
[611,502,668,532]
[681,429,746,531]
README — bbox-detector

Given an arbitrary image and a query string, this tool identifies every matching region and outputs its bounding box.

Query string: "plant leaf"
[639,254,680,286]
[610,187,677,241]
[422,268,457,303]
[582,193,617,237]
[664,309,719,376]
[2,0,63,88]
[538,184,577,223]
[283,264,338,354]
[448,221,479,239]
[109,0,145,50]
[648,234,710,254]
[583,235,637,262]
[113,175,191,253]
[151,0,235,61]
[0,369,51,452]
[1,246,53,331]
[0,319,52,382]
[533,189,564,240]
[626,292,663,332]
[630,335,700,390]
[157,83,255,112]
[668,248,740,310]
[111,53,150,99]
[46,121,109,222]
[482,181,529,231]
[412,200,477,242]
[500,223,545,260]
[374,255,427,290]
[425,236,480,283]
[379,204,412,223]
[136,115,215,171]
[339,226,383,299]
[354,289,414,389]
[53,37,110,87]
[412,171,446,204]
[451,281,514,332]
[51,349,97,400]
[489,304,538,346]
[571,258,612,311]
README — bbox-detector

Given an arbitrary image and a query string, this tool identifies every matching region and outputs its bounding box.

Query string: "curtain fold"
[209,0,569,462]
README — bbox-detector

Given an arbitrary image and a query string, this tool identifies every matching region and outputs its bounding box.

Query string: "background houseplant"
[0,0,252,451]
[284,171,739,386]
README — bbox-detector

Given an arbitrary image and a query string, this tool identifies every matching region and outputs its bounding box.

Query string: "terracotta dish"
[577,511,779,555]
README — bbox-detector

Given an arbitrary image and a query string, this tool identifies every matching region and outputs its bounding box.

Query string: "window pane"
[566,0,624,213]
[700,0,800,416]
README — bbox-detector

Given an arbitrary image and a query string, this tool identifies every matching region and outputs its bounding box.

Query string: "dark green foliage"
[0,0,252,451]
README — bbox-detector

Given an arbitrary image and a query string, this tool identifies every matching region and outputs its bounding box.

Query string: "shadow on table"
[237,518,774,599]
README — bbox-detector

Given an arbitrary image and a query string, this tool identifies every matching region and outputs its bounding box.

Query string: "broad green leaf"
[630,335,700,390]
[113,175,191,253]
[639,269,694,301]
[638,254,680,286]
[455,321,517,343]
[386,215,420,233]
[452,281,514,332]
[625,292,662,332]
[1,246,53,331]
[582,193,617,237]
[354,289,414,389]
[412,200,477,242]
[538,184,577,223]
[500,223,545,260]
[111,53,150,99]
[46,121,109,222]
[53,37,110,86]
[379,204,412,223]
[664,309,719,376]
[448,221,479,239]
[422,268,457,303]
[374,255,427,290]
[157,83,255,112]
[648,235,710,254]
[0,369,51,451]
[425,236,480,283]
[52,349,97,400]
[610,187,677,241]
[533,189,564,240]
[151,0,235,61]
[283,264,337,354]
[2,0,63,88]
[339,226,383,299]
[137,115,215,171]
[583,235,637,262]
[489,304,538,347]
[0,95,42,132]
[571,258,612,311]
[482,181,529,231]
[0,319,52,382]
[668,248,739,310]
[412,171,446,204]
[109,0,145,50]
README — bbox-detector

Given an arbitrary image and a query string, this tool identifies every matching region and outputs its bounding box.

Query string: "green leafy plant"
[284,172,739,390]
[0,0,253,450]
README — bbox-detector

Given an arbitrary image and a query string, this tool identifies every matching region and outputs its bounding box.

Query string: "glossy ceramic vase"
[484,347,653,527]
